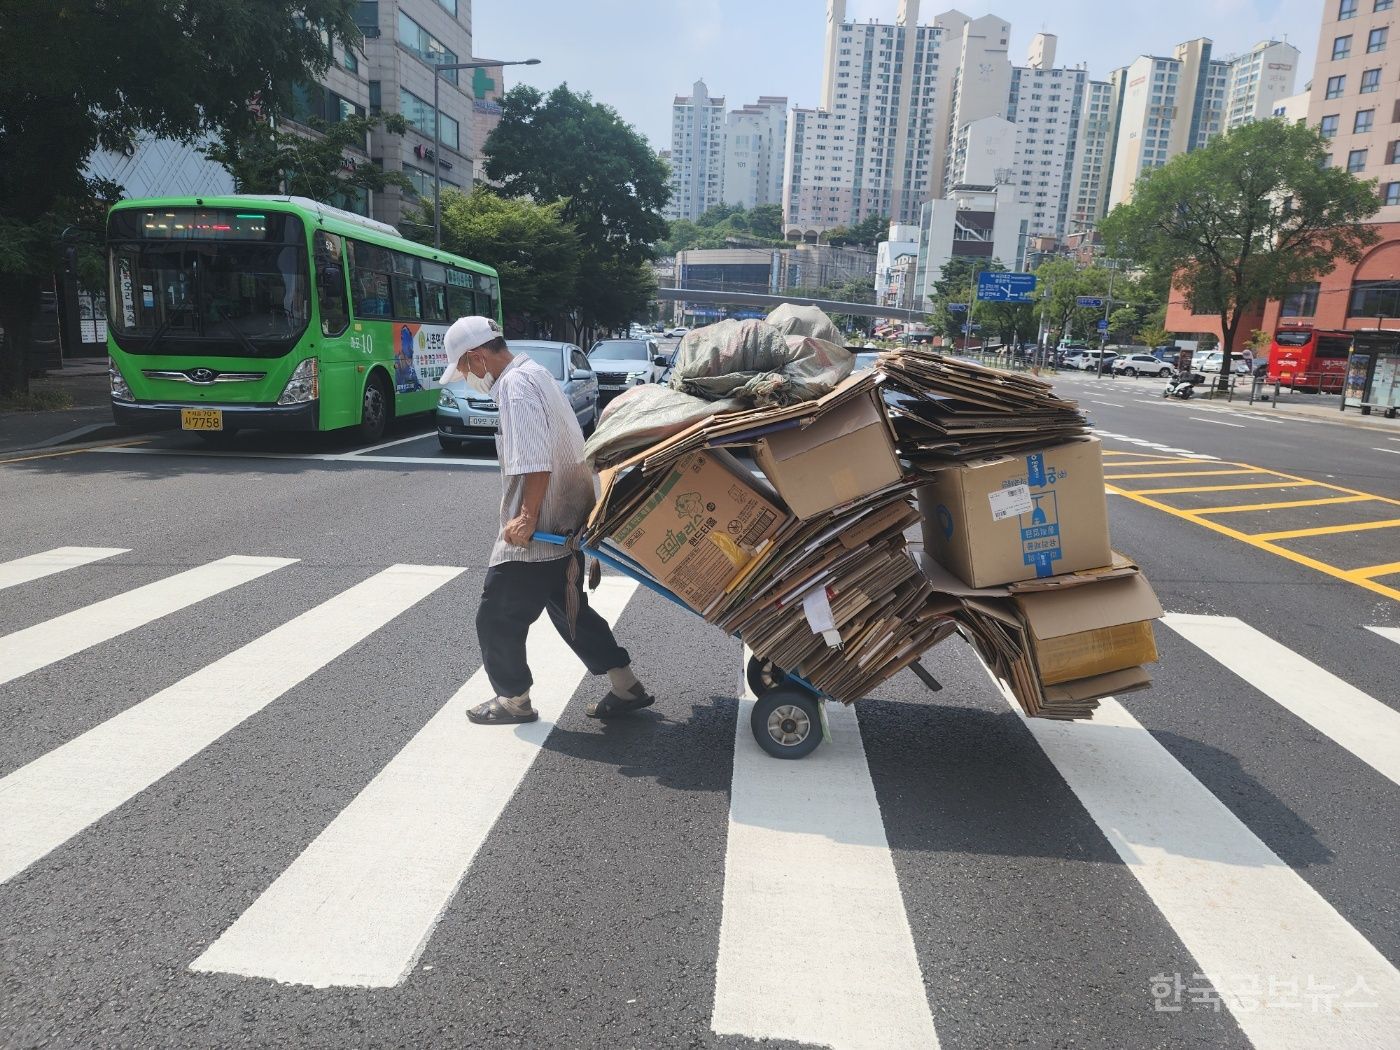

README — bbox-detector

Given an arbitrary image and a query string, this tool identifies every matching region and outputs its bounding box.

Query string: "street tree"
[747,204,785,240]
[0,0,360,396]
[1100,119,1380,385]
[415,188,581,339]
[204,114,412,206]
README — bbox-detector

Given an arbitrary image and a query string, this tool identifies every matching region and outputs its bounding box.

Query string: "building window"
[1280,282,1320,317]
[1340,0,1358,16]
[435,0,457,12]
[368,80,380,113]
[398,10,458,81]
[1334,35,1353,59]
[1379,0,1395,10]
[1357,108,1376,133]
[1362,68,1382,93]
[1327,74,1347,99]
[1348,148,1368,172]
[1349,279,1400,315]
[1321,114,1340,138]
[1369,27,1388,52]
[401,89,458,149]
[1386,182,1400,204]
[1389,140,1400,162]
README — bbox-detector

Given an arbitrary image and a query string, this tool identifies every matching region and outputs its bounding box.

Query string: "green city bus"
[106,194,502,442]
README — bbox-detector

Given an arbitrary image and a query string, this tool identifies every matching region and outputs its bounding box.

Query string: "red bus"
[1267,326,1351,392]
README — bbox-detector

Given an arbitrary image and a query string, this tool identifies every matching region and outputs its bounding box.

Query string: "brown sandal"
[467,696,539,725]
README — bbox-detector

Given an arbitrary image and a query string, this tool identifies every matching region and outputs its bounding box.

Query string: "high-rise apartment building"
[722,97,789,211]
[1066,79,1117,230]
[1105,38,1231,209]
[942,15,1013,195]
[1223,39,1302,128]
[785,0,967,237]
[664,79,727,222]
[1003,34,1088,239]
[1309,0,1400,219]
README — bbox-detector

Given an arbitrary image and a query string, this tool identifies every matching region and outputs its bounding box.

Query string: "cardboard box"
[606,448,787,612]
[1014,573,1163,687]
[917,437,1110,588]
[752,387,902,520]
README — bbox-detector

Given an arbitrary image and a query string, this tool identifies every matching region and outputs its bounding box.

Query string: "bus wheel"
[357,374,390,443]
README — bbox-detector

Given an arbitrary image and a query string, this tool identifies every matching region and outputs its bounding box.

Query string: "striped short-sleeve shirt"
[489,354,597,566]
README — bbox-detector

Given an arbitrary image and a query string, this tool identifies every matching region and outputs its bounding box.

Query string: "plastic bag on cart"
[765,303,844,346]
[668,316,854,407]
[582,384,745,470]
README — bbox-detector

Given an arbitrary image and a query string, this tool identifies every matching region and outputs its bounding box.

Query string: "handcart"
[534,531,944,761]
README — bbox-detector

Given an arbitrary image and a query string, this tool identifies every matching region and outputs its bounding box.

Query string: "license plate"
[180,408,223,431]
[469,416,499,430]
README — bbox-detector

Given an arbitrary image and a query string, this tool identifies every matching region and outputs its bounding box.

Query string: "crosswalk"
[2,545,1398,1047]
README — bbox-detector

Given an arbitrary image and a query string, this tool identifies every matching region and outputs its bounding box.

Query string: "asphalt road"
[1,384,1398,1050]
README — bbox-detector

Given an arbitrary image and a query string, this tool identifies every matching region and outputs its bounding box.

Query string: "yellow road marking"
[0,439,148,465]
[1127,480,1315,496]
[1107,484,1400,603]
[1348,561,1400,581]
[1192,495,1376,515]
[1251,518,1400,542]
[1103,468,1262,480]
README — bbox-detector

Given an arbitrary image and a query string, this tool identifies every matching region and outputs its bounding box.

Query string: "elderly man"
[440,316,651,725]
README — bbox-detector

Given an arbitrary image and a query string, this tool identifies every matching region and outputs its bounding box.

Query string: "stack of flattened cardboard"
[878,348,1090,466]
[581,373,957,702]
[919,553,1163,719]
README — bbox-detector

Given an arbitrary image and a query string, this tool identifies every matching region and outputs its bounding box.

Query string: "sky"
[473,0,1323,151]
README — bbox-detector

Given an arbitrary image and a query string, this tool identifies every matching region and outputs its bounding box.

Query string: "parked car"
[1197,351,1251,375]
[666,325,690,338]
[436,341,598,451]
[1111,352,1174,378]
[1077,349,1119,372]
[588,337,668,398]
[1061,350,1091,370]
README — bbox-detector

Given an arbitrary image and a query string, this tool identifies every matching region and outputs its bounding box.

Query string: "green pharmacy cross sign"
[472,67,497,100]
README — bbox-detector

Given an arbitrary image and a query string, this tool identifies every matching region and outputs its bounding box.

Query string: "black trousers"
[477,553,630,699]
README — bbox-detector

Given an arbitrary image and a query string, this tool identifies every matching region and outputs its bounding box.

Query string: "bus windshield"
[107,209,308,357]
[1274,330,1312,347]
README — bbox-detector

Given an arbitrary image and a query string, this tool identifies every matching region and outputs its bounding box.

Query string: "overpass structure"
[656,286,930,323]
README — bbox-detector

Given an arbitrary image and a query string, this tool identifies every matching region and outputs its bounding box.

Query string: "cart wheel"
[750,687,823,760]
[745,655,789,696]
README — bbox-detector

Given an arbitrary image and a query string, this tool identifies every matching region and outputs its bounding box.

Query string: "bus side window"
[423,282,448,322]
[392,275,423,320]
[348,240,391,318]
[315,233,349,336]
[446,285,473,319]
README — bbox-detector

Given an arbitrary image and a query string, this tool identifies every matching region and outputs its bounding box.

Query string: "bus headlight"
[109,359,133,403]
[277,358,319,405]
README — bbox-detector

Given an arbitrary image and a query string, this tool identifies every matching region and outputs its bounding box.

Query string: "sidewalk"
[0,360,133,455]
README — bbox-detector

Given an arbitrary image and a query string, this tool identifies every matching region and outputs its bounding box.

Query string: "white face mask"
[465,369,494,396]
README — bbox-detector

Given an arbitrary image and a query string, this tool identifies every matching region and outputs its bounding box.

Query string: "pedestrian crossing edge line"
[1105,485,1400,604]
[0,547,129,591]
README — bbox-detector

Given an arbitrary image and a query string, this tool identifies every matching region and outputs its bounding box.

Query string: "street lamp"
[431,57,540,248]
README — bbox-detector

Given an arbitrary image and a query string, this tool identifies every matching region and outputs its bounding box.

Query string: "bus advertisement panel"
[1266,326,1350,392]
[105,196,501,443]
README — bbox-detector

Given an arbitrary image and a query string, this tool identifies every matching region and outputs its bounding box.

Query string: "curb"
[1211,402,1399,434]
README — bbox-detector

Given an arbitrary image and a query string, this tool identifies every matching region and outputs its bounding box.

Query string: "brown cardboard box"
[1014,573,1163,687]
[606,448,788,612]
[752,387,902,520]
[917,437,1110,588]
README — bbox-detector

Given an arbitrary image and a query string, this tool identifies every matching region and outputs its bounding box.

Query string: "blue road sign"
[961,323,981,334]
[976,271,1037,302]
[1076,296,1105,308]
[948,303,968,313]
[1096,318,1110,331]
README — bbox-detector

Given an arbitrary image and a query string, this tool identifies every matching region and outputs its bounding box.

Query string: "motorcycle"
[1162,370,1206,400]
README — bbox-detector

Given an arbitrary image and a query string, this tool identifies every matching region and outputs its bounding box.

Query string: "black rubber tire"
[356,373,391,443]
[750,687,823,760]
[1159,367,1172,378]
[1180,386,1194,400]
[1124,367,1137,377]
[438,434,463,453]
[746,655,788,697]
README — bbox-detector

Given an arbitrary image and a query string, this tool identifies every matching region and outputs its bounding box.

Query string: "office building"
[1223,39,1301,129]
[722,97,789,211]
[876,223,921,305]
[785,0,970,237]
[356,0,479,227]
[910,184,1030,309]
[664,79,727,222]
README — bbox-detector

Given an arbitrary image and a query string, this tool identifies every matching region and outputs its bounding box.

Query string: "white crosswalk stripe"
[1164,614,1400,788]
[0,555,296,687]
[191,576,638,989]
[995,680,1400,1049]
[0,547,128,592]
[1367,625,1400,646]
[711,654,939,1050]
[0,563,461,884]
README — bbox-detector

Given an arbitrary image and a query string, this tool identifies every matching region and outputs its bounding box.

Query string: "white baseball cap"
[440,316,503,385]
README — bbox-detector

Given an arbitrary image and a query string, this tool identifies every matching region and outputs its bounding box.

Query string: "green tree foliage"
[204,114,412,207]
[747,204,785,240]
[656,203,791,256]
[483,84,668,341]
[824,214,889,248]
[416,188,581,338]
[0,0,360,395]
[1100,119,1381,380]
